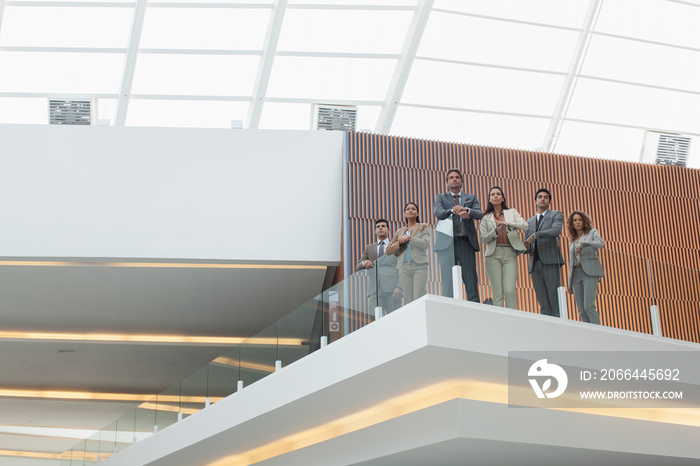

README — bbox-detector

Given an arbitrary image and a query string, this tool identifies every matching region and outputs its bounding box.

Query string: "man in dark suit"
[356,219,402,313]
[433,169,483,302]
[523,188,565,317]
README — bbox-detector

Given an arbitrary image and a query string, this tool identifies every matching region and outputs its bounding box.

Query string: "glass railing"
[58,228,698,463]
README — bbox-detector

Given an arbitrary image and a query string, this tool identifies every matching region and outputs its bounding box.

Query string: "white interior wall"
[0,125,344,262]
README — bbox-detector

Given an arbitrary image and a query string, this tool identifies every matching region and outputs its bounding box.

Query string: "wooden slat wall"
[346,132,700,343]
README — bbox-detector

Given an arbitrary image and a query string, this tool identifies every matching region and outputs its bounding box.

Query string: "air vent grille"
[656,134,690,167]
[49,99,92,125]
[313,104,357,131]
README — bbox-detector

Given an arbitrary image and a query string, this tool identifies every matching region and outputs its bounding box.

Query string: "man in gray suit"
[433,169,483,302]
[356,219,402,313]
[523,188,564,317]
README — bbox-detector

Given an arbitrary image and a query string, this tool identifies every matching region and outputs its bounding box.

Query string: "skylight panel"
[0,52,123,94]
[595,0,700,49]
[266,56,395,101]
[565,78,700,135]
[286,0,416,5]
[130,55,260,96]
[139,7,269,50]
[554,121,647,162]
[391,105,549,150]
[581,34,700,92]
[433,0,589,28]
[402,60,564,116]
[417,11,579,72]
[0,98,48,124]
[277,9,412,54]
[0,6,133,48]
[126,100,250,128]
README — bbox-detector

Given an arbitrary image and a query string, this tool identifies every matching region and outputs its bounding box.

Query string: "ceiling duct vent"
[49,99,94,125]
[640,131,691,167]
[313,104,357,131]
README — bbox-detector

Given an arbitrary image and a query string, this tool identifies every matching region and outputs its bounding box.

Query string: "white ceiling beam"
[246,0,287,130]
[0,0,6,39]
[541,0,603,152]
[374,0,434,134]
[5,1,131,6]
[114,0,148,126]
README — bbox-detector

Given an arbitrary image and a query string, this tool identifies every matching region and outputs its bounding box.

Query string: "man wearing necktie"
[356,219,402,313]
[433,169,483,302]
[523,188,565,317]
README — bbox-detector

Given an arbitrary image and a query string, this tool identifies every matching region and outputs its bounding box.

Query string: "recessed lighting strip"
[0,261,326,270]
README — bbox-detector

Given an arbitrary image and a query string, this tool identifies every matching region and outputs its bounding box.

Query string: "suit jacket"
[386,223,431,267]
[525,210,565,272]
[433,192,483,251]
[567,229,605,287]
[479,209,528,256]
[356,241,400,295]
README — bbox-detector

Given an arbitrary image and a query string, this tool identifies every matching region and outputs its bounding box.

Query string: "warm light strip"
[138,402,202,415]
[0,450,106,462]
[0,389,153,402]
[0,450,63,460]
[212,356,276,373]
[206,380,700,466]
[0,261,325,270]
[0,331,305,346]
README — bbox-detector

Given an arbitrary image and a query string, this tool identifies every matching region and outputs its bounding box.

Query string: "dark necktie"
[536,214,541,231]
[378,241,385,258]
[453,194,461,233]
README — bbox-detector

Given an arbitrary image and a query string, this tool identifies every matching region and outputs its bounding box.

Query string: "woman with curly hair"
[566,211,605,324]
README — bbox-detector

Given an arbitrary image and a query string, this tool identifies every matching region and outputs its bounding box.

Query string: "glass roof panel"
[433,0,589,28]
[581,34,700,91]
[97,98,118,124]
[0,52,124,93]
[9,0,134,3]
[287,0,415,5]
[402,59,563,116]
[126,100,250,128]
[130,54,261,96]
[266,56,395,101]
[565,78,700,134]
[0,97,48,124]
[258,102,313,130]
[595,0,700,48]
[391,105,549,150]
[140,7,270,50]
[258,102,381,131]
[149,0,272,4]
[554,120,646,162]
[0,7,133,48]
[277,9,412,54]
[417,11,579,72]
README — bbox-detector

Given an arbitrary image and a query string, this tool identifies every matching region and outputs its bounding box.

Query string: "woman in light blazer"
[566,211,605,324]
[479,186,528,309]
[386,202,431,304]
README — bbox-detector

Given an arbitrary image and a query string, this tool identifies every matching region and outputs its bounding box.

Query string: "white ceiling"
[1,0,700,167]
[0,261,330,462]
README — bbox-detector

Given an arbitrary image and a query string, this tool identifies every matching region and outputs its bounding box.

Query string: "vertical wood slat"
[345,132,700,343]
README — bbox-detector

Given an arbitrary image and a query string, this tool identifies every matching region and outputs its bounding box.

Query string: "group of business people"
[356,169,605,325]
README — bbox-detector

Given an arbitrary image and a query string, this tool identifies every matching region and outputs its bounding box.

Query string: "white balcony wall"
[0,125,344,263]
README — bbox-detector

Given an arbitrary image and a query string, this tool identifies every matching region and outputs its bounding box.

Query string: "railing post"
[557,287,568,319]
[648,259,661,336]
[374,306,383,320]
[452,265,463,300]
